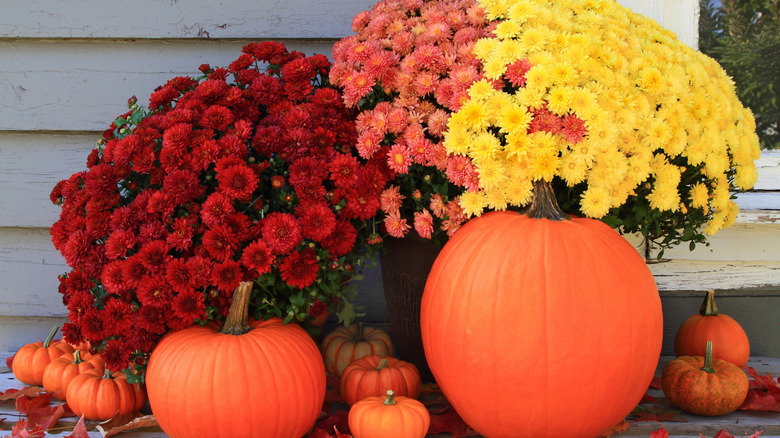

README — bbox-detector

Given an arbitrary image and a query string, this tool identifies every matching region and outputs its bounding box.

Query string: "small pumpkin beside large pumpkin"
[348,390,430,438]
[12,326,75,386]
[65,368,146,420]
[321,322,394,377]
[340,355,422,406]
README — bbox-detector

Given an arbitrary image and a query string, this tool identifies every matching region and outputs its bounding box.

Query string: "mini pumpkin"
[348,390,430,438]
[321,322,394,376]
[662,341,749,416]
[65,368,147,420]
[12,326,75,386]
[340,355,422,406]
[674,289,750,368]
[42,349,105,400]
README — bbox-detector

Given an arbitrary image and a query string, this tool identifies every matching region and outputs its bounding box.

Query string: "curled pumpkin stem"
[522,180,570,221]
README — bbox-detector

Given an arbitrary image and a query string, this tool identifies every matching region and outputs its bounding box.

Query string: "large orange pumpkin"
[420,182,663,438]
[146,282,326,438]
[674,289,750,368]
[12,326,75,386]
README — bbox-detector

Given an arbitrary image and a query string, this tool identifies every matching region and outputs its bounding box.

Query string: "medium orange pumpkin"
[65,368,146,420]
[321,322,394,376]
[146,282,326,438]
[662,341,749,416]
[12,326,76,386]
[348,390,430,438]
[420,181,663,438]
[674,289,750,368]
[340,355,422,406]
[42,350,105,400]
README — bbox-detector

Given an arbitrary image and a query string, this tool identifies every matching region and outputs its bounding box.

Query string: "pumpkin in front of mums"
[348,390,430,438]
[674,290,750,368]
[43,349,105,400]
[65,368,146,420]
[321,322,394,376]
[420,181,663,438]
[663,341,749,416]
[146,282,326,438]
[12,326,75,386]
[340,355,422,406]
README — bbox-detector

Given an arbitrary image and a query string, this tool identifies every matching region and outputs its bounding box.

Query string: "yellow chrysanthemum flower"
[468,79,497,102]
[580,185,612,218]
[442,126,472,156]
[459,190,487,217]
[504,178,534,206]
[559,153,589,186]
[485,187,509,211]
[499,104,532,136]
[494,19,522,39]
[689,183,710,210]
[453,99,492,132]
[470,132,503,163]
[546,86,574,115]
[647,184,681,212]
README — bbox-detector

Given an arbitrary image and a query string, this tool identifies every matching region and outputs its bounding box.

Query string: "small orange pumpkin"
[348,390,430,438]
[321,322,394,376]
[674,289,750,368]
[12,326,76,386]
[65,368,147,420]
[340,355,422,406]
[662,341,749,416]
[42,350,105,400]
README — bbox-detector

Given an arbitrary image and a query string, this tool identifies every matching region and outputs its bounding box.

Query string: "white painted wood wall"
[4,0,777,359]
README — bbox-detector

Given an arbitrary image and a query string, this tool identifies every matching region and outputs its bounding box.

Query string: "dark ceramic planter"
[379,235,442,381]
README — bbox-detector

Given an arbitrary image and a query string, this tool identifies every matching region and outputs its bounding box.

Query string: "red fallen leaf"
[640,392,658,403]
[740,367,780,412]
[650,427,669,438]
[26,402,66,430]
[307,428,332,438]
[15,393,54,417]
[628,405,688,422]
[597,420,629,437]
[96,414,158,437]
[312,410,350,436]
[427,408,479,438]
[325,375,343,403]
[702,429,763,438]
[0,387,43,401]
[649,377,663,390]
[333,426,353,438]
[8,419,46,438]
[5,354,13,370]
[64,415,89,438]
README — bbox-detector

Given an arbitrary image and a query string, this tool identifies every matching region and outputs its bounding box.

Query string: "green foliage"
[700,0,780,149]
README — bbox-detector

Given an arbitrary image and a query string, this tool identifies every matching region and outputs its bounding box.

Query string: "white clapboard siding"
[0,40,335,132]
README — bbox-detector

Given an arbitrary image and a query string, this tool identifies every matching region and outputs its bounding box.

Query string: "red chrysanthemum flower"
[504,58,533,88]
[138,240,171,271]
[240,239,275,277]
[296,202,337,242]
[202,224,239,262]
[329,153,360,187]
[165,258,194,293]
[211,259,243,293]
[279,251,319,289]
[562,114,588,144]
[104,229,136,260]
[80,308,108,343]
[173,289,207,322]
[261,212,302,254]
[102,339,132,372]
[201,192,236,227]
[101,261,129,296]
[217,164,259,202]
[136,274,173,307]
[321,221,357,257]
[186,256,213,289]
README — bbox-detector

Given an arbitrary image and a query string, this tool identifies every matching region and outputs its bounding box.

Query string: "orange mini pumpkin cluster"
[320,323,430,438]
[663,290,751,416]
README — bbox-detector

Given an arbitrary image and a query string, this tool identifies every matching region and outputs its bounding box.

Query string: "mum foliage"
[50,42,391,379]
[330,0,495,245]
[445,0,761,250]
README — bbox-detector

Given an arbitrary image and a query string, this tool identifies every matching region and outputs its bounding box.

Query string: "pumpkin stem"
[384,389,396,406]
[43,326,59,348]
[700,341,715,373]
[353,321,365,342]
[377,358,389,370]
[220,281,254,336]
[699,290,720,316]
[102,368,113,379]
[72,350,83,364]
[522,180,570,221]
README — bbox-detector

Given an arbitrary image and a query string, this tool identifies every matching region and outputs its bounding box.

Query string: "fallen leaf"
[15,393,54,417]
[5,355,13,370]
[640,392,658,404]
[64,415,89,438]
[427,408,479,438]
[96,414,158,437]
[650,427,669,438]
[628,405,688,422]
[312,410,350,436]
[26,402,66,430]
[0,387,43,401]
[333,426,353,438]
[702,429,763,438]
[307,428,331,438]
[325,375,343,404]
[649,377,664,390]
[740,367,780,412]
[9,419,46,438]
[597,420,629,437]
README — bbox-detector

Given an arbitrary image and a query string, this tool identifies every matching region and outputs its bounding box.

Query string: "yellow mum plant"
[445,0,761,253]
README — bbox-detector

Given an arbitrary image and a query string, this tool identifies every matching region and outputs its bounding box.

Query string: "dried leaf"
[96,414,158,437]
[649,377,664,390]
[0,387,43,401]
[427,408,479,438]
[650,427,669,438]
[15,393,54,417]
[597,420,629,437]
[312,410,350,436]
[5,355,13,370]
[9,419,46,438]
[307,428,332,438]
[702,430,763,438]
[64,415,89,438]
[26,402,65,430]
[325,375,343,404]
[640,392,658,404]
[740,367,780,412]
[333,426,353,438]
[628,405,688,422]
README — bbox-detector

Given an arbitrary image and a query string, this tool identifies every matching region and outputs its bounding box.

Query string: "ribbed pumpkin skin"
[42,351,105,400]
[340,355,422,406]
[13,339,74,386]
[674,299,750,368]
[662,355,749,416]
[321,324,394,376]
[348,393,430,438]
[421,211,663,438]
[65,369,145,420]
[146,317,326,438]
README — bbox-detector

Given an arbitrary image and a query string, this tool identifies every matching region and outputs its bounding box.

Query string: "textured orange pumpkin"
[420,184,663,438]
[43,350,105,400]
[321,322,394,376]
[674,289,750,368]
[340,355,422,406]
[146,282,326,438]
[12,326,76,386]
[663,341,749,416]
[348,390,430,438]
[65,368,146,420]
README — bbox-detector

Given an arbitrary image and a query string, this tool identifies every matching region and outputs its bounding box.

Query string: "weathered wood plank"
[0,0,375,39]
[0,316,68,365]
[0,0,697,46]
[0,39,335,132]
[755,150,780,191]
[650,259,780,292]
[655,220,780,261]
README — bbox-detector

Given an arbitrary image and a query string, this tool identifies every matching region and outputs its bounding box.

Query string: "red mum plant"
[50,42,392,380]
[329,0,495,245]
